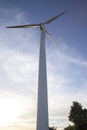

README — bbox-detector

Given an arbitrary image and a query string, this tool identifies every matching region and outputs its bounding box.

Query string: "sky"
[0,0,87,130]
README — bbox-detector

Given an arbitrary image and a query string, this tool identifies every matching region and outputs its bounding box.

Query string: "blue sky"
[0,0,87,130]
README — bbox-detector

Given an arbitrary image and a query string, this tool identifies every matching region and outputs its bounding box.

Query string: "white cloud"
[0,7,87,130]
[0,90,35,126]
[4,52,38,83]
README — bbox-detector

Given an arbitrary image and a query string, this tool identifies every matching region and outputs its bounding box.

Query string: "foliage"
[49,126,57,130]
[64,125,76,130]
[68,101,87,130]
[68,101,83,125]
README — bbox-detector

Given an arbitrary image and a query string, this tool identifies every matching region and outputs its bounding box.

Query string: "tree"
[81,108,87,130]
[68,101,83,126]
[64,125,76,130]
[49,126,57,130]
[68,101,87,130]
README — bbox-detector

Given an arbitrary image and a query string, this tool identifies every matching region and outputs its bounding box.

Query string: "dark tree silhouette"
[64,125,76,130]
[68,101,87,130]
[68,101,83,126]
[49,126,57,130]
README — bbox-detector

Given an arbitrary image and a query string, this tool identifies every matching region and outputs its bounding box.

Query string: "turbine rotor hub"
[40,24,45,31]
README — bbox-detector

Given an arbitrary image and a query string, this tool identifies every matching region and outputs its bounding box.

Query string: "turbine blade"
[44,27,56,44]
[7,11,67,28]
[6,24,40,28]
[44,11,67,24]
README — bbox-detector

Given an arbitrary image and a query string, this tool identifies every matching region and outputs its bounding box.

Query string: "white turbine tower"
[7,11,66,130]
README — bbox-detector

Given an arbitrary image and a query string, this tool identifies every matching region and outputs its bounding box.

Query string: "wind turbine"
[7,11,66,130]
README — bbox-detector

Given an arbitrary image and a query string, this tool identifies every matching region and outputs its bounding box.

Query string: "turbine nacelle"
[40,24,45,30]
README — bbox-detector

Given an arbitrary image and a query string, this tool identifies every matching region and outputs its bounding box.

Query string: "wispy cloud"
[0,7,87,130]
